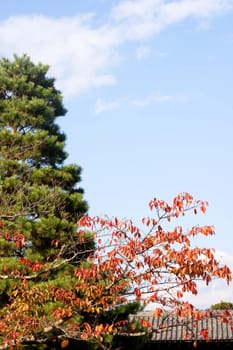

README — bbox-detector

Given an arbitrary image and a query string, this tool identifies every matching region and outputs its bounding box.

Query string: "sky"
[0,0,233,308]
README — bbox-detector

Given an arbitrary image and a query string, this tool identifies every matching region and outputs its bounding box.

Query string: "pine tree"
[0,54,91,304]
[0,55,143,350]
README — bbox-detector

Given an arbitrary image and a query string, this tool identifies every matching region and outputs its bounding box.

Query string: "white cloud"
[154,50,168,58]
[215,249,233,270]
[186,279,232,309]
[147,251,233,310]
[94,92,181,113]
[0,15,119,96]
[136,45,152,60]
[146,250,233,311]
[196,19,211,31]
[94,98,121,114]
[0,0,232,96]
[112,0,233,40]
[113,0,233,22]
[186,250,233,309]
[130,92,175,107]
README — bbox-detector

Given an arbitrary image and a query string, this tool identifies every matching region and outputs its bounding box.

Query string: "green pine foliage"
[0,54,92,302]
[0,55,141,349]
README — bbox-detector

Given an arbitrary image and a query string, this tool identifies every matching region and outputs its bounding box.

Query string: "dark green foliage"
[0,54,91,296]
[0,55,141,349]
[210,301,233,310]
[100,301,144,324]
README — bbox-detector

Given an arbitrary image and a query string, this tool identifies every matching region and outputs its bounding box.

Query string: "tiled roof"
[131,310,233,342]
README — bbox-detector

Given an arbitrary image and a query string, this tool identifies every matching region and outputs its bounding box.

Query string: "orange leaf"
[153,308,163,317]
[60,339,69,348]
[177,290,183,299]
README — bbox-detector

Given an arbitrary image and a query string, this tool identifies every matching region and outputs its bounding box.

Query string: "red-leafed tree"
[0,192,232,349]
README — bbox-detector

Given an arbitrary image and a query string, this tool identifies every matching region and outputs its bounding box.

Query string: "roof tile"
[130,310,233,342]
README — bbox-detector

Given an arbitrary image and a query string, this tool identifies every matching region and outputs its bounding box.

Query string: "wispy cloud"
[196,19,211,31]
[130,92,175,107]
[94,92,183,113]
[0,0,232,96]
[136,45,152,60]
[112,0,232,40]
[154,50,168,58]
[94,98,121,114]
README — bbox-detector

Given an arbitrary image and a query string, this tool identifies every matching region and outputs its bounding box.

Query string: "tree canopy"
[0,54,92,334]
[0,189,232,349]
[0,55,232,350]
[210,301,233,310]
[0,54,89,251]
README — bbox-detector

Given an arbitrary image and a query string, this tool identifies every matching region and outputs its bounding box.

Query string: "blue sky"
[1,0,233,307]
